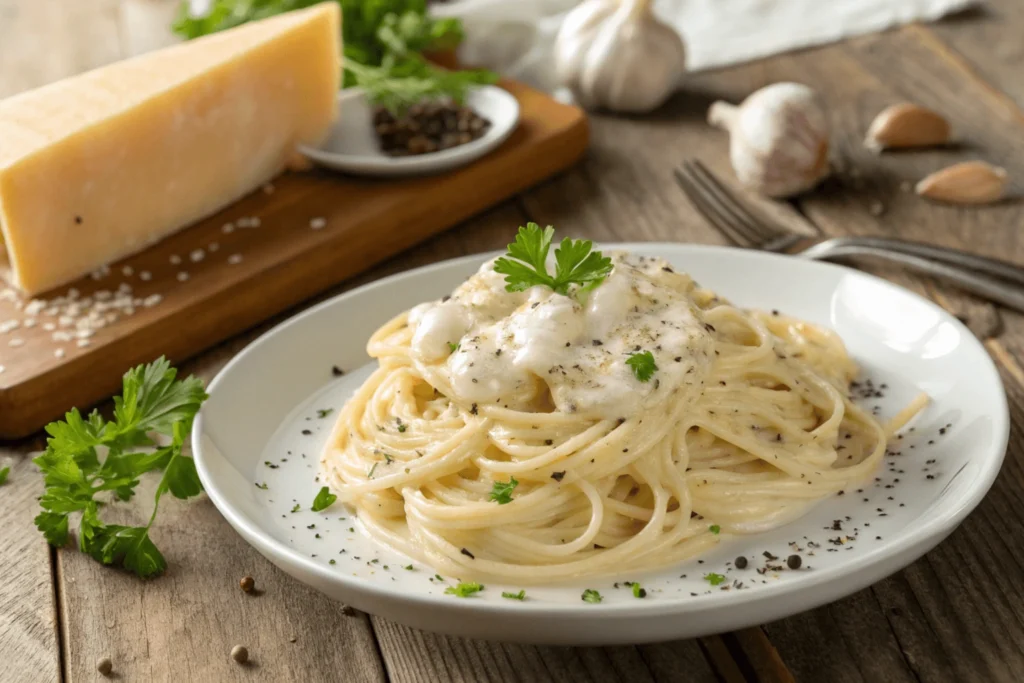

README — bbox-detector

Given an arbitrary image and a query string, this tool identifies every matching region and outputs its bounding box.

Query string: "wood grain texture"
[0,436,60,683]
[931,0,1024,107]
[0,79,588,439]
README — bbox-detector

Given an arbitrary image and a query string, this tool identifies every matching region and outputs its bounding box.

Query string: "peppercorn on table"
[3,1,1024,681]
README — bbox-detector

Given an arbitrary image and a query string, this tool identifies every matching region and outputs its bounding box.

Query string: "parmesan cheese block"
[0,3,341,296]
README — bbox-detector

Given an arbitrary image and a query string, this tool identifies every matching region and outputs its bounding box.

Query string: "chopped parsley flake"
[0,466,8,485]
[397,424,407,433]
[626,351,657,382]
[632,583,647,598]
[290,503,301,513]
[488,476,519,504]
[502,590,526,601]
[316,408,333,419]
[709,524,720,534]
[704,572,726,586]
[311,486,337,512]
[582,589,603,603]
[445,582,484,597]
[447,341,460,353]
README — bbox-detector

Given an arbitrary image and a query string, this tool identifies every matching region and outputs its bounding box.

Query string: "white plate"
[298,86,520,177]
[192,245,1008,645]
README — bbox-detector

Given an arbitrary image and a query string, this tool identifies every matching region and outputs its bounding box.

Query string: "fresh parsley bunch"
[494,224,614,296]
[172,0,494,114]
[34,357,208,578]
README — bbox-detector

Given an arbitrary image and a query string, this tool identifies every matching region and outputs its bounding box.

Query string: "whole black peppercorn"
[734,556,748,569]
[786,554,802,569]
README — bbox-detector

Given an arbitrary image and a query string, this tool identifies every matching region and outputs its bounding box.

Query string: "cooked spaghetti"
[319,244,921,582]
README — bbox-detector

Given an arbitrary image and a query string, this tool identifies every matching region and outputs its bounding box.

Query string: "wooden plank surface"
[4,2,1024,682]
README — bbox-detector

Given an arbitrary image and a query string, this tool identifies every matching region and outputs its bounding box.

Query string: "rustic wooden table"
[3,1,1024,681]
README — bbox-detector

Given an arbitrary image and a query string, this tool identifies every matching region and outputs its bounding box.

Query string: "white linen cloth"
[431,0,978,93]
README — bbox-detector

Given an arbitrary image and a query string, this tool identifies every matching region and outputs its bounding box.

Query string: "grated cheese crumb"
[139,271,152,281]
[8,338,24,348]
[170,254,182,265]
[190,249,205,263]
[177,271,190,282]
[122,266,134,276]
[54,348,65,359]
[222,222,235,234]
[228,254,243,265]
[310,217,327,230]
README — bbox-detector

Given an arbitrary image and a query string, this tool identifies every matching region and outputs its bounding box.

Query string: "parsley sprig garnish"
[626,351,657,382]
[488,476,518,505]
[33,357,207,578]
[494,224,613,296]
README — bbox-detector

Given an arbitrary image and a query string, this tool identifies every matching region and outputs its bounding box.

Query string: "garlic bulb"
[553,0,686,114]
[708,83,831,198]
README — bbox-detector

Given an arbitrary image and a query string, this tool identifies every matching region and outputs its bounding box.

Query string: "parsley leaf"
[494,224,613,296]
[445,581,484,597]
[582,589,603,603]
[291,503,302,513]
[488,476,518,505]
[0,466,8,485]
[316,408,333,419]
[32,357,207,578]
[626,351,658,382]
[631,583,647,598]
[312,486,338,512]
[704,572,727,586]
[709,524,721,534]
[502,590,526,601]
[447,341,460,353]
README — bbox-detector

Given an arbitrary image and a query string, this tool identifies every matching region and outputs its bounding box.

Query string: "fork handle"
[834,236,1024,287]
[800,243,1024,313]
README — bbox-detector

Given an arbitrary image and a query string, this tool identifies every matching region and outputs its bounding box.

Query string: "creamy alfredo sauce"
[408,252,714,420]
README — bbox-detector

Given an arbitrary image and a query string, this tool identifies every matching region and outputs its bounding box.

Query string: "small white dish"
[192,245,1008,645]
[299,86,520,177]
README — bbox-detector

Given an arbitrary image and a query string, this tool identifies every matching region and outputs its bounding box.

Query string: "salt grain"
[0,320,19,334]
[170,254,182,265]
[190,249,205,263]
[228,254,243,265]
[54,348,65,359]
[139,271,152,281]
[177,271,190,282]
[77,339,91,348]
[143,294,163,307]
[208,242,219,252]
[310,217,327,230]
[222,222,235,234]
[122,266,134,276]
[0,365,5,374]
[8,338,24,348]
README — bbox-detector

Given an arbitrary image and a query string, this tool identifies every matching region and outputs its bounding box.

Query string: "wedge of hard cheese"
[0,3,341,296]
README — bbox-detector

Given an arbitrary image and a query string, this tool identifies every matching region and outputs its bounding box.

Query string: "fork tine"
[673,166,756,247]
[686,160,786,245]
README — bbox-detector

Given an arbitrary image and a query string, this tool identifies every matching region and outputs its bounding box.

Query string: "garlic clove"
[865,103,951,152]
[709,83,830,198]
[915,161,1007,205]
[554,0,686,114]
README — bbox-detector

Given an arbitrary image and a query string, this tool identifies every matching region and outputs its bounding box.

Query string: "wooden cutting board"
[0,80,588,438]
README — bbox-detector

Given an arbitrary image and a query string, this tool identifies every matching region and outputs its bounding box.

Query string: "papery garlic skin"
[709,83,830,198]
[554,0,686,114]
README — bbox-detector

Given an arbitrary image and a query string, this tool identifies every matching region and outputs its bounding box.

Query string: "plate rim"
[192,243,1009,619]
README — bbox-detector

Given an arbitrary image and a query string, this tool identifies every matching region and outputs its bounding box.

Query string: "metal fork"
[673,160,1024,313]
